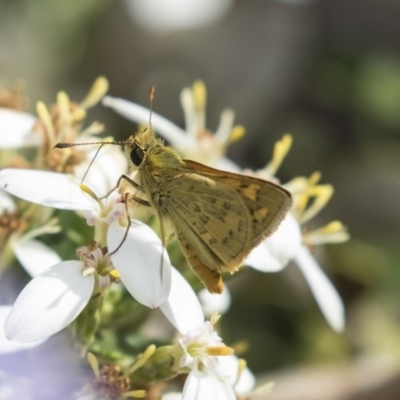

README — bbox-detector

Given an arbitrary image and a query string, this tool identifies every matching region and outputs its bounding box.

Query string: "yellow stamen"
[72,107,86,122]
[57,91,71,124]
[87,352,100,379]
[180,87,196,135]
[123,390,147,398]
[308,171,321,186]
[80,76,109,109]
[101,135,116,142]
[287,172,321,198]
[18,217,60,242]
[124,345,156,376]
[229,125,246,143]
[79,183,100,202]
[193,80,206,131]
[318,220,345,234]
[193,80,206,112]
[263,134,293,177]
[304,220,350,245]
[82,267,96,276]
[283,176,309,195]
[234,358,247,386]
[37,101,55,144]
[298,184,334,224]
[210,312,221,325]
[231,340,249,355]
[207,346,234,356]
[110,269,120,279]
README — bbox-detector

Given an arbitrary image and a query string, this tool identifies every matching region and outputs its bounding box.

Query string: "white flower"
[0,188,15,213]
[198,286,231,318]
[102,81,243,171]
[0,305,45,354]
[177,314,236,400]
[158,267,249,400]
[5,261,95,343]
[0,108,39,149]
[107,220,172,308]
[162,355,258,400]
[245,213,302,273]
[245,213,346,331]
[5,223,173,344]
[13,238,62,277]
[182,373,236,400]
[0,169,172,342]
[73,144,128,198]
[0,188,61,272]
[160,266,204,334]
[214,355,256,396]
[124,0,234,34]
[162,393,183,400]
[1,77,128,196]
[0,169,97,210]
[244,137,349,331]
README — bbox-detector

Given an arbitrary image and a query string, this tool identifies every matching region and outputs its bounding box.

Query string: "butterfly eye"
[130,144,145,166]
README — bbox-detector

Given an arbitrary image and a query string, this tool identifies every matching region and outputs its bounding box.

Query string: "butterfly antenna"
[54,140,127,184]
[80,143,107,183]
[54,140,126,149]
[149,85,156,136]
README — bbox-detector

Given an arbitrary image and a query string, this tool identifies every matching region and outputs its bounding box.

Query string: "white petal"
[102,96,193,151]
[0,189,15,213]
[234,364,256,395]
[124,0,233,33]
[245,213,302,272]
[108,221,171,308]
[293,245,345,332]
[198,286,231,317]
[183,372,236,400]
[160,267,204,334]
[0,169,97,210]
[162,393,182,400]
[5,261,95,343]
[244,242,283,272]
[212,157,241,173]
[0,108,40,148]
[13,239,62,277]
[0,306,45,354]
[74,147,128,197]
[215,355,255,395]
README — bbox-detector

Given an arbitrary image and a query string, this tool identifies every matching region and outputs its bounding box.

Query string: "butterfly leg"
[100,174,146,200]
[109,191,151,255]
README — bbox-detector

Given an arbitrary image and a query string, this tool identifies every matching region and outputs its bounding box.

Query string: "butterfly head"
[124,128,158,170]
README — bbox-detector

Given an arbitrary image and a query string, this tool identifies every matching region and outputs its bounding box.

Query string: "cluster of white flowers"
[0,79,348,400]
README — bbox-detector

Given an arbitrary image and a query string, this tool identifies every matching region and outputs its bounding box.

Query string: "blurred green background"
[1,0,400,399]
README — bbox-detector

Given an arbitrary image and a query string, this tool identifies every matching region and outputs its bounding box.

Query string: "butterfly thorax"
[125,131,190,211]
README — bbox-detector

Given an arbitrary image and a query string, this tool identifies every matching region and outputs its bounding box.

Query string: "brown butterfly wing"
[158,161,292,293]
[160,171,252,292]
[183,160,292,246]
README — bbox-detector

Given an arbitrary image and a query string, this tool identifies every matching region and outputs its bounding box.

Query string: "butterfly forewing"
[183,160,292,246]
[153,160,292,293]
[163,172,252,266]
[212,174,292,245]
